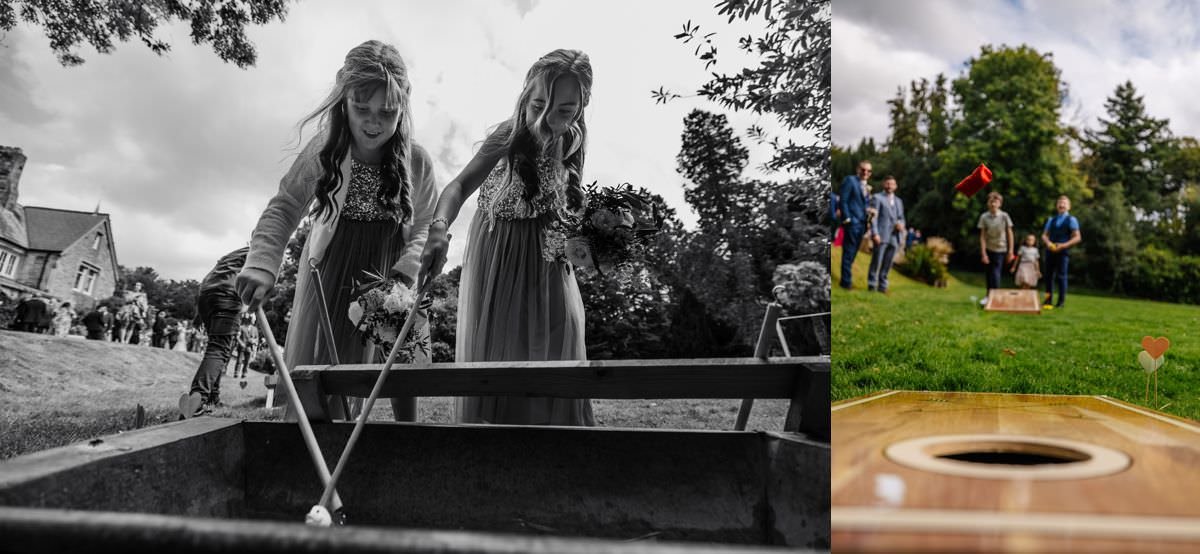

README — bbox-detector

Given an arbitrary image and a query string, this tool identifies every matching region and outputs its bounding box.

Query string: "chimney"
[0,146,27,211]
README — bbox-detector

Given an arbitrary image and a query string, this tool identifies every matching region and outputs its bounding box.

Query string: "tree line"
[834,44,1200,302]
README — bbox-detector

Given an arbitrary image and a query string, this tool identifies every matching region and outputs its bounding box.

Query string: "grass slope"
[832,246,1200,421]
[0,330,787,459]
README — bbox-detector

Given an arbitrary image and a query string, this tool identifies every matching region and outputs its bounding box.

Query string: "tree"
[115,265,197,318]
[934,45,1087,255]
[0,0,290,67]
[655,0,830,176]
[880,76,952,238]
[1166,138,1200,255]
[668,109,817,352]
[1082,81,1175,215]
[677,110,761,236]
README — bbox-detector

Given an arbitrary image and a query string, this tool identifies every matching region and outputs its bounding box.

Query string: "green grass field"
[832,246,1200,421]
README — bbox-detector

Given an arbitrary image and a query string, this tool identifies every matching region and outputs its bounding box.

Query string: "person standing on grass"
[82,305,107,340]
[867,175,905,293]
[52,302,73,336]
[180,247,249,418]
[978,191,1015,300]
[110,304,127,342]
[235,315,259,380]
[1013,234,1042,289]
[128,306,145,345]
[152,309,168,348]
[838,160,871,289]
[1041,195,1082,308]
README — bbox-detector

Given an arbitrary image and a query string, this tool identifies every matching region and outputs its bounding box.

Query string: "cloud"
[835,0,1200,150]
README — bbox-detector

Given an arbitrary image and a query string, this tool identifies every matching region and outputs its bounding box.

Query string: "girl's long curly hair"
[297,40,414,224]
[481,49,592,214]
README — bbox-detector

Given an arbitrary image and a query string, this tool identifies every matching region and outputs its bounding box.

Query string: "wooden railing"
[291,356,830,441]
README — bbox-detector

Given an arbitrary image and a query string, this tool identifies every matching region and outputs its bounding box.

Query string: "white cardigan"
[244,133,438,283]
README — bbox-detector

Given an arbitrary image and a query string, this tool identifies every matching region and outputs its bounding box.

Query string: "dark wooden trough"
[0,356,829,553]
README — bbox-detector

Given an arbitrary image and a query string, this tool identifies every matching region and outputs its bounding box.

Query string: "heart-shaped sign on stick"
[1142,336,1170,360]
[1138,350,1164,373]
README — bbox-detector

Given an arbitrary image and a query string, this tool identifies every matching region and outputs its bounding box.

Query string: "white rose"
[565,237,594,268]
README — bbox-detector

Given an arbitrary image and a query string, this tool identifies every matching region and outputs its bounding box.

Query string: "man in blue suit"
[838,160,871,289]
[868,176,905,293]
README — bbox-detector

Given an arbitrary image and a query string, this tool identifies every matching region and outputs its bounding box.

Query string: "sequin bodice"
[341,160,392,221]
[477,155,566,222]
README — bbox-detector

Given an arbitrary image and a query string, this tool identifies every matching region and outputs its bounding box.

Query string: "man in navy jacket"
[838,161,872,289]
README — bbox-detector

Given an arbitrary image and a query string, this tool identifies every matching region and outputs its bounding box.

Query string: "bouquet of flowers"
[347,270,429,362]
[543,182,667,286]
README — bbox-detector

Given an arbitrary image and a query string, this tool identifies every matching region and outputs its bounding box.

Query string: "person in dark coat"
[180,247,249,418]
[151,310,168,348]
[18,295,49,333]
[82,306,109,340]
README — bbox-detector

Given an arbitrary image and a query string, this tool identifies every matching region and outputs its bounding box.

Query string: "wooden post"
[264,373,278,409]
[735,303,781,431]
[309,263,352,420]
[784,363,830,441]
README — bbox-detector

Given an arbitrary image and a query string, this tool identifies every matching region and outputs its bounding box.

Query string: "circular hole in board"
[885,434,1131,480]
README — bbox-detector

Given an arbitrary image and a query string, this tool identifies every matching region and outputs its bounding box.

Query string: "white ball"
[305,505,332,527]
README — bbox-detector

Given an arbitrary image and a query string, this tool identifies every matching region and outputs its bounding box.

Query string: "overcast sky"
[835,0,1200,148]
[1,0,798,281]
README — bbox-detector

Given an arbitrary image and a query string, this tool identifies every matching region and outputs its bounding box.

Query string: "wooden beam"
[0,506,792,553]
[290,357,828,400]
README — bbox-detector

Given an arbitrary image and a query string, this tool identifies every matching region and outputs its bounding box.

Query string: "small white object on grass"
[306,504,332,527]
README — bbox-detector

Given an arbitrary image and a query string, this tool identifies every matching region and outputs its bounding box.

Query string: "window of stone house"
[0,249,18,278]
[73,263,100,295]
[92,232,103,249]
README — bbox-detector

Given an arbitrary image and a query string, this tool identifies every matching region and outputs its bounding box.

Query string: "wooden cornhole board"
[985,288,1041,314]
[832,390,1200,553]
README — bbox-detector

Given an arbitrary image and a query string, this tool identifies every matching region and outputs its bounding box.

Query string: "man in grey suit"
[868,176,905,293]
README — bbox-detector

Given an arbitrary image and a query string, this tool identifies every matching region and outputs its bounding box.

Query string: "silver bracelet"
[431,216,450,229]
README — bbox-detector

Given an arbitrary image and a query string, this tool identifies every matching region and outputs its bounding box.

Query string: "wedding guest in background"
[838,160,871,289]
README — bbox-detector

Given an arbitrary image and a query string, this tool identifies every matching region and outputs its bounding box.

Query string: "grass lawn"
[832,245,1200,421]
[0,330,788,460]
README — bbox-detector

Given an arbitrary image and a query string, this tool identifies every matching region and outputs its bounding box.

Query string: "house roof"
[23,206,109,252]
[0,205,27,249]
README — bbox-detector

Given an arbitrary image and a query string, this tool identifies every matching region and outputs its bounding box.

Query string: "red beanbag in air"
[955,163,993,197]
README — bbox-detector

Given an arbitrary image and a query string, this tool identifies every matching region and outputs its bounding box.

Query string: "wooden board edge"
[833,507,1200,542]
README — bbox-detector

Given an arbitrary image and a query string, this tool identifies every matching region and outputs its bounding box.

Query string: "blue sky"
[0,0,797,280]
[834,0,1200,147]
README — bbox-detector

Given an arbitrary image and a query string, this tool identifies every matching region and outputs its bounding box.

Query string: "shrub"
[1118,246,1200,304]
[772,261,831,315]
[895,237,954,287]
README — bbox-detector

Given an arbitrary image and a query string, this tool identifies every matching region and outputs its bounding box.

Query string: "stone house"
[0,146,120,310]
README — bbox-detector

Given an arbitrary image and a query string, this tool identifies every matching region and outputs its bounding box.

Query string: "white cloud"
[0,0,796,281]
[835,0,1200,153]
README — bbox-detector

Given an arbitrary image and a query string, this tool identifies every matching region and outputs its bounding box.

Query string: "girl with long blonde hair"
[418,49,595,425]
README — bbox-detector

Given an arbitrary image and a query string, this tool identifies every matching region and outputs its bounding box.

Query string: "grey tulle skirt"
[455,211,594,426]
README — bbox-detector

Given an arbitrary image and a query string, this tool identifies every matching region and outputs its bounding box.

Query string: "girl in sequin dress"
[417,49,595,426]
[238,40,438,421]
